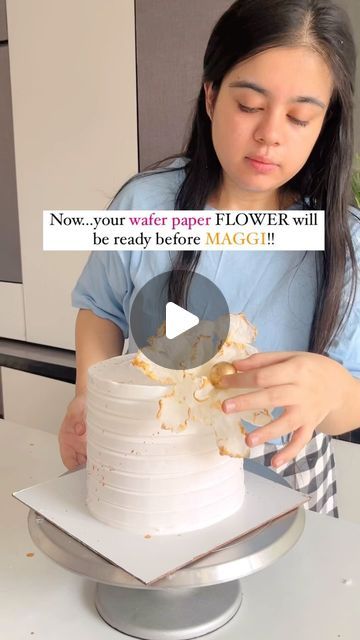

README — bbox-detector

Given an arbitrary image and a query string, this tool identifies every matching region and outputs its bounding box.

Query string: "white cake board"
[14,469,308,584]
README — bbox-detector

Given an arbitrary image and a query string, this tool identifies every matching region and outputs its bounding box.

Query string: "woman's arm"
[75,308,124,395]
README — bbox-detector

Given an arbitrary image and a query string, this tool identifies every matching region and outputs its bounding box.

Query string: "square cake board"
[13,469,308,584]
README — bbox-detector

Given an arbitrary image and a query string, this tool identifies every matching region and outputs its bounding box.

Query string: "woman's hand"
[58,393,87,469]
[219,351,353,468]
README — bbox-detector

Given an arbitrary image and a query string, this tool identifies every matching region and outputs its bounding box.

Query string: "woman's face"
[205,46,334,202]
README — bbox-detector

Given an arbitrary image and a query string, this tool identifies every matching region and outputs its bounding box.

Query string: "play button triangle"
[130,270,230,370]
[165,302,199,340]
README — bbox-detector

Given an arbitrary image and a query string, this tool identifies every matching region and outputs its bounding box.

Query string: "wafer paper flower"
[131,313,273,458]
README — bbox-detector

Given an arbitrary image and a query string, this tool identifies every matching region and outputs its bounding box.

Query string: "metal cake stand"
[28,461,305,639]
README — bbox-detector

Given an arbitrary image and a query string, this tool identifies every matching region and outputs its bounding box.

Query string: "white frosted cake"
[86,314,273,536]
[86,354,247,535]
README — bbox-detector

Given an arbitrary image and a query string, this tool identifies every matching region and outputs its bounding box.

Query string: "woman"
[59,0,360,517]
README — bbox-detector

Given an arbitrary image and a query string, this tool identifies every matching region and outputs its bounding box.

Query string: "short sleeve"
[71,162,185,338]
[71,175,147,337]
[326,209,360,378]
[72,251,131,338]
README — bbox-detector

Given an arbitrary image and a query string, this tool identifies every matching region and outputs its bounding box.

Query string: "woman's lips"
[246,157,279,174]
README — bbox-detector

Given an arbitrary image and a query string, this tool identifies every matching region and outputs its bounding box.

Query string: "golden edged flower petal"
[132,313,273,457]
[131,353,178,385]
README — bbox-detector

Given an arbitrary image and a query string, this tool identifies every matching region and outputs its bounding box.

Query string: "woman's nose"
[253,111,282,146]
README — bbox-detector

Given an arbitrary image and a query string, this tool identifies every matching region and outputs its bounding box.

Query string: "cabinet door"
[0,45,22,283]
[136,0,231,170]
[6,0,137,349]
[0,0,7,41]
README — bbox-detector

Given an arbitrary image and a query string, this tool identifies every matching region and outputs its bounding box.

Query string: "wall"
[136,0,231,170]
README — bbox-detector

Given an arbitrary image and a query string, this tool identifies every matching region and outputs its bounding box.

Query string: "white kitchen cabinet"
[5,0,138,348]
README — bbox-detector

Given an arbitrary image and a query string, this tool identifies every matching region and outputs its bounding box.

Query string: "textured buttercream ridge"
[86,466,241,483]
[87,483,244,515]
[86,382,170,402]
[87,437,221,458]
[87,472,242,496]
[87,419,216,442]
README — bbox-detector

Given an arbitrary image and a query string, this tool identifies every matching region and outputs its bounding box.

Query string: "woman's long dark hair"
[173,0,359,354]
[117,0,359,354]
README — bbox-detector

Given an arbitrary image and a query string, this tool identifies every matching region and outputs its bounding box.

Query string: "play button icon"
[130,271,230,370]
[165,303,199,339]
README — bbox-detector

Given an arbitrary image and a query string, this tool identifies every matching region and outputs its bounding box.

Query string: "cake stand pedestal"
[27,462,305,639]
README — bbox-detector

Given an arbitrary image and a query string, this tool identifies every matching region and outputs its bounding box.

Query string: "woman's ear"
[204,82,216,121]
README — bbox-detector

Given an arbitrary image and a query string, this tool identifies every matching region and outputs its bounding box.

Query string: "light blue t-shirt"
[72,163,360,441]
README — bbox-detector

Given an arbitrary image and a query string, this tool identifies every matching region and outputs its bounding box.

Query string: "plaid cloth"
[250,431,338,517]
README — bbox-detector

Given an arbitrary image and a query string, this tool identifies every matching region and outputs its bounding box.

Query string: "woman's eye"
[238,102,309,127]
[238,103,261,113]
[288,115,308,127]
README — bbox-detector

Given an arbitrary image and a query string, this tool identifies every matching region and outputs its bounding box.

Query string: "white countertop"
[1,418,359,639]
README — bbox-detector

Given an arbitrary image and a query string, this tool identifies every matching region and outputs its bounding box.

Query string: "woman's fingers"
[60,438,87,469]
[59,422,87,469]
[246,413,293,446]
[233,351,298,370]
[76,453,87,466]
[271,426,312,468]
[75,421,86,436]
[222,384,297,413]
[59,443,78,470]
[219,359,297,389]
